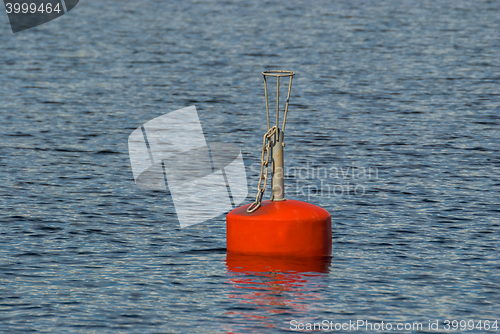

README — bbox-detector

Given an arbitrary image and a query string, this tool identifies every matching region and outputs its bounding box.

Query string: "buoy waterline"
[226,71,332,257]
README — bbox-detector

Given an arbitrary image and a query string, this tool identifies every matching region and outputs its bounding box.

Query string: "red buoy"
[227,200,331,257]
[226,70,332,258]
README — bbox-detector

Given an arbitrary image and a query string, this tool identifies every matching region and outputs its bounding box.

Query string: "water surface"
[0,0,499,333]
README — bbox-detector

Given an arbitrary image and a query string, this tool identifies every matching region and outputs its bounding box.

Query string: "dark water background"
[1,0,499,333]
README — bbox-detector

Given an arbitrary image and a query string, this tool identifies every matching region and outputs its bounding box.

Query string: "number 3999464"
[5,2,62,14]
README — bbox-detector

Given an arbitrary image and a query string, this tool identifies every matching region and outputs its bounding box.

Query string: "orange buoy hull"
[226,199,332,257]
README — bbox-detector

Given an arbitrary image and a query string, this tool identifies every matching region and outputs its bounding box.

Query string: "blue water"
[1,0,499,333]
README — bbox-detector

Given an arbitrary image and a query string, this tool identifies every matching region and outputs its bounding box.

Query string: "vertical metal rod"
[276,77,280,129]
[282,76,293,132]
[271,128,284,201]
[263,76,270,130]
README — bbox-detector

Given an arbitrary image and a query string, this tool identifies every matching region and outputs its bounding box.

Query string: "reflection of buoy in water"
[226,252,331,273]
[226,71,332,257]
[224,253,331,332]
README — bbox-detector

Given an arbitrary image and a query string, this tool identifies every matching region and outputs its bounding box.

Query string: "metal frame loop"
[262,71,294,132]
[247,70,295,213]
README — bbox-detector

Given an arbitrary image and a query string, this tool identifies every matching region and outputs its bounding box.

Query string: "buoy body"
[226,199,332,257]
